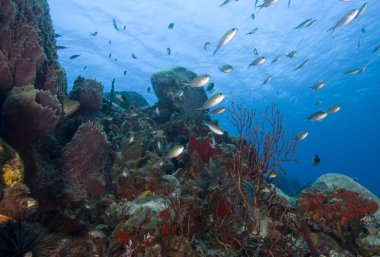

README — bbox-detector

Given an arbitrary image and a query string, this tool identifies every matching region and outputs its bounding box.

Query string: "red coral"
[114,230,134,245]
[188,134,222,162]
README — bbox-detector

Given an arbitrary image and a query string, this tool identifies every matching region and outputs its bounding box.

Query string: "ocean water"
[48,0,380,195]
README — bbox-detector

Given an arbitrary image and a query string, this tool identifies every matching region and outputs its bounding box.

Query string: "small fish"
[294,19,316,29]
[54,33,62,38]
[186,74,211,87]
[315,99,323,105]
[109,53,112,58]
[310,80,324,91]
[358,38,361,52]
[204,41,211,51]
[127,135,135,145]
[373,44,380,53]
[123,26,126,31]
[295,131,308,141]
[131,53,137,59]
[155,107,160,116]
[174,90,184,99]
[112,18,119,31]
[203,121,224,135]
[258,0,279,9]
[268,170,277,179]
[166,48,171,56]
[114,58,118,62]
[246,28,258,35]
[69,54,80,59]
[89,229,106,239]
[326,105,341,114]
[327,9,359,33]
[109,40,112,45]
[355,2,368,19]
[286,51,298,58]
[271,55,282,63]
[165,145,184,159]
[116,94,126,103]
[344,66,366,75]
[168,22,174,29]
[262,76,272,85]
[294,59,309,70]
[147,87,151,93]
[306,111,328,121]
[57,46,68,50]
[90,31,98,36]
[312,154,320,166]
[83,66,87,70]
[253,48,259,56]
[198,93,225,110]
[213,28,238,56]
[362,27,366,33]
[206,82,215,92]
[251,13,255,20]
[218,64,233,73]
[219,0,232,7]
[288,0,291,8]
[248,56,266,68]
[123,70,127,75]
[211,106,226,114]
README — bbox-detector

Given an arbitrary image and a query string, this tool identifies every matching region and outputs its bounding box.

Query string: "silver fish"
[203,122,224,135]
[165,145,184,159]
[204,41,211,51]
[248,56,266,68]
[344,66,366,75]
[355,2,368,19]
[187,74,211,87]
[262,76,272,85]
[213,28,238,56]
[258,0,279,9]
[295,131,308,141]
[306,111,328,121]
[310,81,324,91]
[328,9,359,33]
[218,64,233,73]
[326,105,341,114]
[294,59,309,70]
[211,106,226,114]
[198,93,225,110]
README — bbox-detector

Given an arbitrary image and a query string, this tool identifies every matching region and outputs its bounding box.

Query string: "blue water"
[48,0,380,195]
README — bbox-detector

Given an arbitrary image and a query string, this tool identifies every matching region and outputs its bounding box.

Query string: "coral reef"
[69,76,103,114]
[59,121,110,201]
[0,138,23,187]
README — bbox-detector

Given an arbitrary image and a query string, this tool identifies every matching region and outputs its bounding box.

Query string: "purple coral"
[59,121,110,201]
[69,76,103,113]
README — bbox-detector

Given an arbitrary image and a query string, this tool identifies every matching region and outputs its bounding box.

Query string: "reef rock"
[69,76,103,114]
[1,85,61,153]
[104,91,149,109]
[59,121,110,202]
[0,0,65,94]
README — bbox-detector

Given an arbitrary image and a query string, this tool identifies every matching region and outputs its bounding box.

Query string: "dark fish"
[109,53,112,58]
[114,58,118,62]
[362,27,366,33]
[109,40,111,45]
[358,38,361,52]
[84,66,87,70]
[123,70,127,75]
[131,53,137,59]
[204,41,211,51]
[288,0,291,8]
[373,44,380,53]
[286,50,298,58]
[168,22,174,29]
[206,82,215,92]
[69,54,80,59]
[246,28,258,35]
[90,32,98,36]
[54,33,62,38]
[253,48,259,56]
[57,46,68,50]
[294,59,309,70]
[312,154,320,166]
[123,25,126,31]
[112,18,119,31]
[166,47,171,56]
[251,13,255,20]
[147,87,151,93]
[219,0,232,7]
[294,18,316,29]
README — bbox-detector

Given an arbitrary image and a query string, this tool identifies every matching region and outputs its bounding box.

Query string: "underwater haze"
[49,0,380,195]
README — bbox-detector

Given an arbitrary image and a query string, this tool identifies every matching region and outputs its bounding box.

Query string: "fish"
[155,106,160,117]
[112,18,119,31]
[109,53,112,58]
[294,19,316,29]
[165,145,184,159]
[116,94,126,103]
[295,131,308,141]
[206,82,215,92]
[147,87,151,93]
[114,58,118,62]
[204,41,211,51]
[355,2,368,19]
[310,80,325,91]
[294,59,309,70]
[248,56,266,68]
[257,0,279,9]
[271,55,282,63]
[253,48,259,56]
[288,0,291,8]
[186,74,211,87]
[373,44,380,53]
[211,106,226,114]
[327,9,359,33]
[89,229,106,239]
[262,75,272,85]
[286,51,298,58]
[123,26,126,31]
[168,22,174,29]
[358,38,361,52]
[213,28,238,56]
[268,170,277,179]
[219,0,232,7]
[218,64,233,73]
[90,31,98,36]
[69,54,80,59]
[344,66,366,75]
[306,111,328,121]
[109,40,111,45]
[362,27,366,33]
[315,99,323,106]
[312,154,320,166]
[54,33,62,38]
[166,48,171,56]
[251,13,255,20]
[123,70,127,75]
[57,46,68,50]
[198,93,225,110]
[203,121,224,135]
[84,66,87,70]
[246,28,258,35]
[131,53,137,59]
[326,105,341,114]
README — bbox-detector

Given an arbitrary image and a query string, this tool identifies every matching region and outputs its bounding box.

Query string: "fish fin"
[213,49,218,56]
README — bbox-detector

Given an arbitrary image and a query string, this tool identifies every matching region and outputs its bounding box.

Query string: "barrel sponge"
[69,76,103,113]
[1,85,61,150]
[59,121,110,201]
